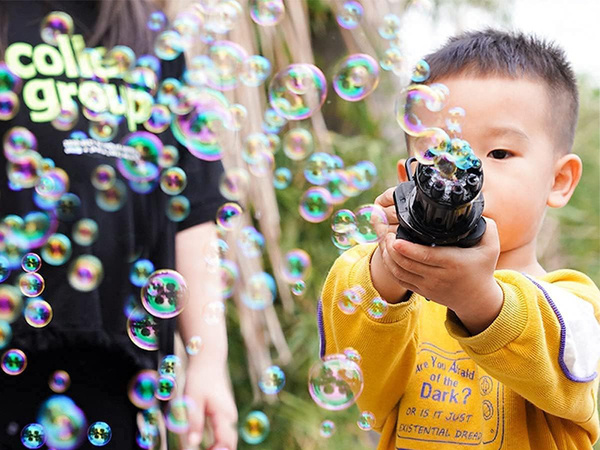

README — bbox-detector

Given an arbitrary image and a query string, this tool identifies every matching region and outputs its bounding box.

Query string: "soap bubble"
[273,167,292,189]
[268,64,327,120]
[7,151,42,189]
[283,128,313,161]
[21,253,42,273]
[241,272,275,310]
[165,396,197,433]
[219,168,249,201]
[240,411,270,445]
[207,40,247,91]
[154,30,184,61]
[237,226,265,258]
[20,423,46,449]
[3,126,36,162]
[0,320,13,349]
[128,370,158,409]
[250,0,285,26]
[331,209,357,235]
[357,411,376,431]
[141,269,189,319]
[51,101,79,131]
[118,132,162,183]
[366,297,388,319]
[337,286,365,314]
[333,54,379,101]
[40,11,74,45]
[220,259,238,299]
[343,347,362,364]
[127,307,159,351]
[216,202,243,230]
[49,370,71,393]
[380,47,404,74]
[96,179,127,212]
[159,145,179,168]
[446,106,466,138]
[378,14,401,40]
[203,300,226,325]
[166,195,190,222]
[185,336,203,356]
[241,55,272,87]
[319,420,335,438]
[144,104,171,133]
[91,164,116,191]
[352,160,377,190]
[37,395,87,449]
[19,273,45,297]
[0,91,19,120]
[155,375,176,401]
[68,255,104,292]
[282,249,311,282]
[147,11,167,31]
[0,285,23,324]
[88,422,111,446]
[259,365,286,395]
[24,298,52,328]
[229,103,248,130]
[411,59,430,83]
[0,256,10,283]
[291,280,306,296]
[412,127,450,165]
[72,219,99,246]
[337,1,363,29]
[299,187,333,223]
[395,84,446,136]
[203,0,244,34]
[160,167,187,195]
[130,259,155,288]
[304,152,335,185]
[89,113,119,142]
[1,348,27,375]
[353,204,388,244]
[308,354,363,410]
[0,62,22,94]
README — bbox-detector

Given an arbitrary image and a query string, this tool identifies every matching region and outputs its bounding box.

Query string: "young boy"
[319,29,600,449]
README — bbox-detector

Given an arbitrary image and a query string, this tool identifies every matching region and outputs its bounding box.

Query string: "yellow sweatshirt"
[319,243,600,450]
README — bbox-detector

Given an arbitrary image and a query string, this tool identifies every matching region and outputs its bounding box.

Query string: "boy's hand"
[374,187,504,335]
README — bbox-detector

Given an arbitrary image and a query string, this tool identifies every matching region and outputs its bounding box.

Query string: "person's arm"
[446,269,600,425]
[319,243,422,433]
[176,222,237,450]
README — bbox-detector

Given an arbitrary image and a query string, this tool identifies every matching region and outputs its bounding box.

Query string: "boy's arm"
[445,269,600,423]
[320,243,421,432]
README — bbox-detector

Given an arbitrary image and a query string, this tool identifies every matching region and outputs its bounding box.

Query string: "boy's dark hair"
[423,28,579,154]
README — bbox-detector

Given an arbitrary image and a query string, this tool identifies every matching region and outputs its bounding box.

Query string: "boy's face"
[407,76,559,254]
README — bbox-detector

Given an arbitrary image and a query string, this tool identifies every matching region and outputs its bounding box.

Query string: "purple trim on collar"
[317,299,325,359]
[525,274,597,383]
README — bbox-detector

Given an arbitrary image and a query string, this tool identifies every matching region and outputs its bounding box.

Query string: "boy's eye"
[488,149,511,159]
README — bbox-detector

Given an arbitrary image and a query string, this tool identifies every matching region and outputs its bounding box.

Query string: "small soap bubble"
[202,302,225,324]
[20,423,45,449]
[331,209,357,234]
[299,187,333,223]
[1,348,27,375]
[89,114,119,142]
[165,396,197,433]
[159,145,179,169]
[268,64,327,120]
[220,259,238,299]
[155,30,184,61]
[40,11,74,45]
[290,280,306,296]
[241,272,275,310]
[366,297,388,319]
[141,269,188,319]
[237,226,265,258]
[88,422,111,446]
[283,128,313,161]
[240,411,270,445]
[0,91,19,120]
[0,320,13,349]
[21,253,42,273]
[203,0,244,34]
[343,347,362,364]
[273,167,292,190]
[130,259,155,288]
[412,127,450,165]
[72,218,99,246]
[127,308,159,352]
[24,298,52,328]
[128,370,159,409]
[68,255,103,292]
[185,336,203,356]
[0,285,23,324]
[0,62,22,94]
[216,202,243,230]
[304,152,335,185]
[395,84,442,136]
[357,410,376,431]
[144,104,172,134]
[19,273,45,297]
[160,167,187,196]
[333,54,379,101]
[282,249,311,282]
[380,47,404,73]
[166,195,190,222]
[378,13,401,40]
[258,365,286,395]
[337,288,361,315]
[0,256,10,283]
[337,1,363,29]
[155,375,176,401]
[353,204,388,244]
[37,396,86,449]
[411,59,430,83]
[241,55,272,87]
[51,101,79,131]
[446,106,466,138]
[147,11,167,31]
[319,420,335,438]
[228,103,248,131]
[49,370,71,393]
[249,0,285,26]
[219,168,250,201]
[308,354,363,410]
[207,40,248,91]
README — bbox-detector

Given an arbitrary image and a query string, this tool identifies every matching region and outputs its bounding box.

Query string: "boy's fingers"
[392,238,446,268]
[206,405,238,450]
[374,187,396,208]
[187,402,205,447]
[384,235,429,275]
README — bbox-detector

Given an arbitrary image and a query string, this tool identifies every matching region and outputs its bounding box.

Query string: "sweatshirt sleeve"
[319,243,422,432]
[445,269,600,424]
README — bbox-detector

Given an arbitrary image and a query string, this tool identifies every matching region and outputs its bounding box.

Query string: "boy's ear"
[397,159,409,182]
[547,153,583,208]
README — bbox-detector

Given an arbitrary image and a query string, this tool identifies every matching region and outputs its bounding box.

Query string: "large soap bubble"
[308,354,364,411]
[268,64,327,120]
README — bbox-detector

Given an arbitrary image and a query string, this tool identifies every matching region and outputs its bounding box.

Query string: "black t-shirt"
[0,1,225,369]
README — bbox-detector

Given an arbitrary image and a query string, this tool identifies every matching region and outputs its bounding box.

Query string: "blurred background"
[160,0,599,448]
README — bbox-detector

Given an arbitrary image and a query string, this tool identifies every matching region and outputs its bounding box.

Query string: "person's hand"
[184,362,238,450]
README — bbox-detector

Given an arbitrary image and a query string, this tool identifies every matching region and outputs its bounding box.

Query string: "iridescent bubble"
[319,420,335,438]
[185,336,203,356]
[51,101,79,131]
[118,132,162,183]
[141,269,188,319]
[241,55,271,87]
[20,423,45,449]
[130,259,155,288]
[128,370,158,409]
[155,375,176,401]
[337,1,363,29]
[429,83,450,112]
[0,91,19,120]
[19,273,45,297]
[166,195,190,222]
[67,255,104,292]
[299,187,333,223]
[273,167,292,190]
[0,320,12,349]
[331,209,357,234]
[357,411,375,431]
[37,395,87,450]
[158,354,181,379]
[24,298,52,328]
[35,167,69,202]
[165,396,197,434]
[229,103,247,130]
[220,259,238,299]
[249,0,285,26]
[102,46,135,78]
[21,253,42,273]
[366,297,388,319]
[88,422,111,446]
[127,307,159,352]
[203,0,244,34]
[259,365,286,395]
[378,13,401,40]
[3,126,36,162]
[291,280,306,296]
[147,11,167,31]
[40,11,74,45]
[343,347,362,364]
[144,104,172,134]
[333,54,379,102]
[89,113,119,142]
[395,84,443,136]
[160,167,187,196]
[353,204,388,244]
[49,370,71,393]
[446,106,466,138]
[241,272,275,310]
[240,411,270,445]
[0,285,23,324]
[202,300,226,325]
[216,202,243,230]
[337,289,360,314]
[159,145,179,169]
[91,164,116,191]
[72,219,99,246]
[266,133,280,153]
[352,160,377,190]
[219,168,250,201]
[207,41,247,91]
[412,127,450,165]
[154,30,183,61]
[237,226,265,258]
[282,249,311,282]
[0,62,22,94]
[283,128,313,161]
[304,152,335,185]
[56,192,81,222]
[411,59,430,83]
[308,354,363,410]
[380,47,404,74]
[157,77,182,108]
[268,64,327,120]
[7,150,42,189]
[1,348,27,375]
[0,256,10,283]
[263,107,287,133]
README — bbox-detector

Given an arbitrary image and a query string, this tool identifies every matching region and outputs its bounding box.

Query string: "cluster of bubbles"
[330,203,388,250]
